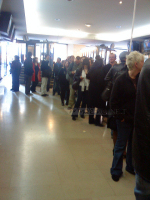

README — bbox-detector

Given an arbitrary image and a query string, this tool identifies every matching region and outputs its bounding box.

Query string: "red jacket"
[32,63,41,82]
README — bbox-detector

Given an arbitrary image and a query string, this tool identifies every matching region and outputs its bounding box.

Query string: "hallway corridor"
[0,76,135,200]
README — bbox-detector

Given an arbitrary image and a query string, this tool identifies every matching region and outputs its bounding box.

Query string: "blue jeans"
[135,174,150,200]
[111,120,134,176]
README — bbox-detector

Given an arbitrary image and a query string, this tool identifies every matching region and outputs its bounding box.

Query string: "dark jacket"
[41,60,52,78]
[24,58,34,76]
[11,60,21,76]
[105,62,126,84]
[103,63,112,79]
[110,70,139,123]
[133,58,150,182]
[87,65,106,109]
[58,67,69,88]
[67,62,82,85]
[53,62,62,77]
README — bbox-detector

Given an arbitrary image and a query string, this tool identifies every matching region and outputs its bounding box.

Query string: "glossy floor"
[0,76,136,200]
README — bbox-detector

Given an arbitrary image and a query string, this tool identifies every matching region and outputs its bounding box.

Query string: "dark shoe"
[95,123,104,127]
[66,101,68,106]
[89,119,95,124]
[12,90,19,92]
[111,175,120,182]
[45,94,49,96]
[68,107,72,110]
[61,102,64,106]
[80,115,85,118]
[41,94,47,96]
[10,88,13,91]
[126,168,135,175]
[72,116,76,121]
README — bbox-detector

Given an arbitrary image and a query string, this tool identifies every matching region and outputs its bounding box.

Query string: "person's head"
[62,60,65,66]
[64,61,69,68]
[14,55,19,61]
[126,51,144,73]
[75,56,81,65]
[82,58,90,71]
[27,52,32,59]
[119,51,129,63]
[33,57,38,63]
[95,55,101,61]
[71,56,75,63]
[57,57,61,63]
[109,53,116,65]
[45,54,50,61]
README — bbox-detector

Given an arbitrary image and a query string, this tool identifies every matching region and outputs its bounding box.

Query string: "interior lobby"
[0,0,150,199]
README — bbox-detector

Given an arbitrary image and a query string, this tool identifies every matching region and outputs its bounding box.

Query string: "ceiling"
[1,0,150,46]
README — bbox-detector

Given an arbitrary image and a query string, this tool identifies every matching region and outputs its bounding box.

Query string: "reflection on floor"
[0,76,136,200]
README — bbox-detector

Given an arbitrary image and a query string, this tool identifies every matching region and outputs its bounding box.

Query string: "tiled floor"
[0,76,136,200]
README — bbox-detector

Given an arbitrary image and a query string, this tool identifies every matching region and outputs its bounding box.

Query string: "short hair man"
[53,57,62,96]
[67,56,82,109]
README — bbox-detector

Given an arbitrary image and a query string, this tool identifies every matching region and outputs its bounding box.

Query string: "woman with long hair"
[58,60,70,106]
[72,59,90,120]
[30,57,41,93]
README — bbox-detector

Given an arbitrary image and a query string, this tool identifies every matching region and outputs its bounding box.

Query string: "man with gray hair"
[110,51,144,182]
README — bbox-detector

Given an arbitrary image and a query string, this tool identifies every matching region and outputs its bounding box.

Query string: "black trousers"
[60,85,70,103]
[30,76,38,92]
[88,107,103,125]
[12,74,19,91]
[72,86,88,117]
[47,77,51,92]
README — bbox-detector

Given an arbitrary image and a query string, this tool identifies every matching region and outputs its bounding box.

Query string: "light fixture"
[119,1,123,4]
[85,24,91,27]
[55,19,60,21]
[116,26,122,29]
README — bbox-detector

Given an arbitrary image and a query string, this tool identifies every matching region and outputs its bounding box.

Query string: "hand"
[80,76,84,80]
[72,71,75,74]
[84,69,88,74]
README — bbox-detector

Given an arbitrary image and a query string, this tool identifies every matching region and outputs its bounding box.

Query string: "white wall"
[67,44,86,58]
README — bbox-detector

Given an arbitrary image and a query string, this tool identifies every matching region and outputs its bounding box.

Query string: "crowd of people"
[10,50,150,199]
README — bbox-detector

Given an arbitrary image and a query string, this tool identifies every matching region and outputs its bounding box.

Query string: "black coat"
[58,67,69,89]
[24,58,33,76]
[41,60,52,78]
[11,60,21,76]
[87,65,106,109]
[110,70,139,123]
[103,63,112,79]
[133,58,150,182]
[53,63,63,77]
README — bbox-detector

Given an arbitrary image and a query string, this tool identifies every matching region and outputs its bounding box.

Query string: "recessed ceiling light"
[68,0,73,1]
[85,24,91,27]
[116,26,122,29]
[119,1,123,4]
[55,19,61,21]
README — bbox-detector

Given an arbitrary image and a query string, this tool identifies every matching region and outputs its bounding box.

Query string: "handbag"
[72,79,80,90]
[101,81,113,102]
[107,115,117,131]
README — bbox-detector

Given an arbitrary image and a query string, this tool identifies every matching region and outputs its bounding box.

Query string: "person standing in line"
[53,57,62,96]
[110,51,144,182]
[30,57,41,93]
[133,58,150,200]
[11,55,21,92]
[104,51,129,155]
[103,53,117,78]
[86,55,105,126]
[72,59,90,120]
[41,54,52,97]
[67,56,82,109]
[24,52,34,95]
[58,61,70,106]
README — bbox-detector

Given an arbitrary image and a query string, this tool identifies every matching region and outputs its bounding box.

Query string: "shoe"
[10,88,13,91]
[72,116,76,121]
[95,123,104,127]
[41,94,47,96]
[61,102,64,106]
[66,101,68,106]
[126,168,135,175]
[68,107,72,110]
[80,115,85,118]
[12,90,19,92]
[45,94,49,96]
[111,175,120,182]
[89,118,95,124]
